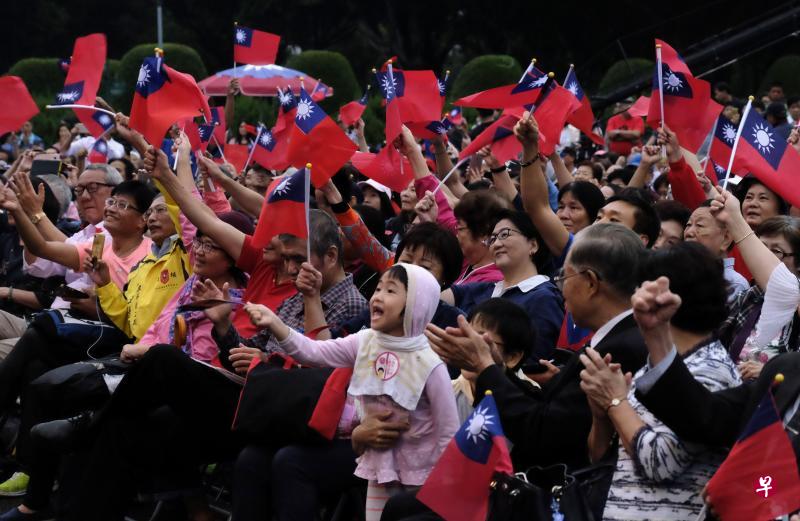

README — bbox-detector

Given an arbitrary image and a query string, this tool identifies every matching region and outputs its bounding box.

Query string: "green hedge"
[285,50,359,114]
[597,58,654,96]
[117,43,208,112]
[450,55,523,100]
[760,55,800,97]
[8,58,65,97]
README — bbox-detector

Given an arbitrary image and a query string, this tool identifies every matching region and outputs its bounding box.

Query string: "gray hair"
[567,222,645,298]
[82,163,123,186]
[309,209,343,265]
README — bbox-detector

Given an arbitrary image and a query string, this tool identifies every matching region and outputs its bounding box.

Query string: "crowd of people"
[0,69,798,521]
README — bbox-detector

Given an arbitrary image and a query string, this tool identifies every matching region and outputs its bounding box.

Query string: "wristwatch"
[30,212,46,225]
[607,397,627,412]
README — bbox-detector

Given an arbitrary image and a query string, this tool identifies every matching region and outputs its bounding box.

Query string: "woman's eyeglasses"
[484,228,521,247]
[193,241,222,254]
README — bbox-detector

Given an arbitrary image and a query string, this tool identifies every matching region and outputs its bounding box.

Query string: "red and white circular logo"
[374,352,400,381]
[159,269,170,284]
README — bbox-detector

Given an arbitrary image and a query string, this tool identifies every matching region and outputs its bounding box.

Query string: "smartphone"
[30,159,63,177]
[91,234,105,267]
[54,285,90,299]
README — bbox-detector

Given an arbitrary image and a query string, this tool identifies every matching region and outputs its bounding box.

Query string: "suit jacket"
[636,351,800,466]
[476,314,647,470]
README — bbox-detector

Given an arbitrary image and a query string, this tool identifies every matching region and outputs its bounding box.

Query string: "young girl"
[244,263,459,520]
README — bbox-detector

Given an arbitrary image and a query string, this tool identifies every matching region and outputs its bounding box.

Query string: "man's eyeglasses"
[484,227,521,247]
[144,205,169,219]
[770,247,795,261]
[551,268,601,291]
[104,198,142,213]
[74,182,113,196]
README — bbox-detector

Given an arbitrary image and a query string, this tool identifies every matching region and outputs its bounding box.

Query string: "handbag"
[231,353,335,446]
[487,463,598,521]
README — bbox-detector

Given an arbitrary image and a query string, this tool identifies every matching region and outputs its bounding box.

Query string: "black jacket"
[476,314,647,470]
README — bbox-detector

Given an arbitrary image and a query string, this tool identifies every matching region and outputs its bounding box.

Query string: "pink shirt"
[278,328,459,485]
[414,174,457,234]
[76,236,153,290]
[455,262,503,286]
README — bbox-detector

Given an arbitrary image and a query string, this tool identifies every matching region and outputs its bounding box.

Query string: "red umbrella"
[198,64,333,99]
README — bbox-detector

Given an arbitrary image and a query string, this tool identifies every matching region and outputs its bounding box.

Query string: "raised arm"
[224,78,239,132]
[628,145,660,189]
[199,155,264,217]
[114,113,149,156]
[660,127,706,211]
[10,169,67,242]
[144,147,245,262]
[480,147,517,201]
[515,114,571,257]
[549,151,574,189]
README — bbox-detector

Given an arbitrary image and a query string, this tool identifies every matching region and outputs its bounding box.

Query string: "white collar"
[491,274,549,298]
[590,309,634,349]
[724,257,735,268]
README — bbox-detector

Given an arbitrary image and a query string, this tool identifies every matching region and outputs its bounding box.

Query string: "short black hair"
[655,199,690,228]
[395,222,463,289]
[607,169,633,185]
[491,208,550,270]
[639,241,728,333]
[558,181,605,222]
[453,190,510,239]
[788,95,800,107]
[111,180,156,214]
[653,173,670,192]
[769,80,784,89]
[561,146,577,159]
[468,298,536,371]
[714,81,731,93]
[606,187,661,248]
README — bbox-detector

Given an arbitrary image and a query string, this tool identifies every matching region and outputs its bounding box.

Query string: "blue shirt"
[451,274,564,361]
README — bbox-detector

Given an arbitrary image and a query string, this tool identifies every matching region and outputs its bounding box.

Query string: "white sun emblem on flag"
[722,123,737,143]
[279,91,292,106]
[663,71,684,93]
[381,75,397,96]
[567,82,579,97]
[437,80,446,94]
[273,176,292,196]
[465,405,495,444]
[137,64,151,87]
[436,124,448,135]
[57,90,79,103]
[714,163,725,175]
[529,75,548,88]
[98,114,111,126]
[752,123,775,154]
[259,132,272,146]
[235,28,247,44]
[296,98,314,120]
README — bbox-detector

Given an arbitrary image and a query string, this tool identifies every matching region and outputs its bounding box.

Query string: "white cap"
[358,178,392,198]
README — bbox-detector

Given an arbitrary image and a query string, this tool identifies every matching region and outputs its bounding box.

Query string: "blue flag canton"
[256,126,277,151]
[377,70,406,101]
[58,57,71,74]
[711,159,726,177]
[714,115,739,147]
[234,26,254,47]
[653,63,693,99]
[92,138,108,154]
[449,107,462,119]
[198,124,215,143]
[738,393,782,442]
[742,109,788,170]
[54,81,85,105]
[511,67,548,95]
[492,125,514,142]
[437,75,448,97]
[268,169,307,204]
[426,118,452,136]
[564,69,585,102]
[135,57,168,98]
[294,88,328,134]
[454,395,505,464]
[279,87,297,111]
[357,90,369,106]
[92,110,115,132]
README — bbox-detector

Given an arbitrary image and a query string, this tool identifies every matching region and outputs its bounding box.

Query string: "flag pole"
[310,78,323,97]
[433,157,469,194]
[721,96,753,191]
[386,61,403,178]
[233,22,238,78]
[243,126,263,174]
[656,44,667,159]
[564,64,574,85]
[212,135,228,163]
[519,58,536,82]
[525,72,555,122]
[304,163,312,262]
[44,104,115,117]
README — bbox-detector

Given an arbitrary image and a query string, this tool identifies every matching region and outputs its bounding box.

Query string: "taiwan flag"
[731,104,800,208]
[88,110,115,138]
[563,67,604,145]
[406,118,452,141]
[252,167,309,248]
[706,393,800,521]
[286,86,356,187]
[233,25,280,66]
[647,40,721,153]
[87,138,108,164]
[53,34,107,138]
[445,107,463,126]
[0,76,39,136]
[628,95,651,118]
[223,143,249,174]
[708,115,747,178]
[376,67,443,129]
[181,119,215,154]
[520,79,581,156]
[209,106,227,145]
[417,393,513,521]
[350,148,413,193]
[459,114,521,164]
[274,87,297,134]
[454,63,548,109]
[437,72,449,99]
[252,126,290,171]
[705,157,726,185]
[557,313,593,351]
[129,56,210,149]
[339,88,369,127]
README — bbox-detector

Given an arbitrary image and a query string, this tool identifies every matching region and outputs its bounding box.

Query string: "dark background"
[2,0,798,101]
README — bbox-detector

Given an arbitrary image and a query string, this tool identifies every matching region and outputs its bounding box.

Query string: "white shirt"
[490,274,549,298]
[67,136,125,160]
[590,309,634,349]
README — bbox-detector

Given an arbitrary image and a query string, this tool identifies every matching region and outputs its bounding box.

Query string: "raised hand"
[10,170,45,218]
[142,146,170,181]
[243,302,276,329]
[425,315,496,373]
[579,348,631,415]
[513,114,540,153]
[656,126,682,163]
[295,262,323,298]
[708,189,743,227]
[414,190,438,223]
[631,277,681,333]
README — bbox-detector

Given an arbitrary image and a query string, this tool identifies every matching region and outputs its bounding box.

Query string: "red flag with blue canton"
[274,87,297,134]
[209,106,227,146]
[0,77,39,136]
[454,64,548,109]
[252,126,290,171]
[54,34,107,138]
[252,167,309,248]
[557,313,593,350]
[730,105,800,208]
[647,40,721,153]
[376,68,443,130]
[705,157,725,185]
[517,79,581,156]
[417,393,513,521]
[129,56,210,149]
[459,114,521,164]
[563,68,604,145]
[286,86,356,187]
[445,107,463,126]
[406,118,452,141]
[87,138,108,164]
[708,114,747,178]
[339,88,369,127]
[233,26,280,66]
[87,110,115,138]
[706,393,800,521]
